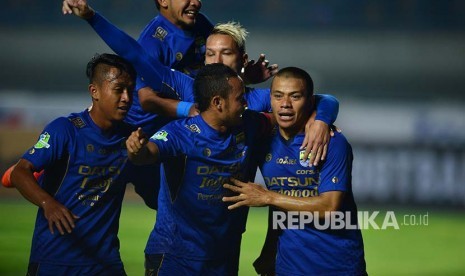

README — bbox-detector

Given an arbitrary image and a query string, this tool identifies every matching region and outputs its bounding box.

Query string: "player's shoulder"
[328,131,352,156]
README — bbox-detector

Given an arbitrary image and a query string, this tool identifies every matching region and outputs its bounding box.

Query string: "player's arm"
[2,164,43,188]
[11,159,79,235]
[138,86,199,118]
[126,128,160,165]
[223,178,344,218]
[301,93,340,166]
[63,0,167,93]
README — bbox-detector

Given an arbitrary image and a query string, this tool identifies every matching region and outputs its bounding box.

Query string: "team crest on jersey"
[153,130,169,142]
[185,124,201,133]
[34,132,51,149]
[153,27,168,41]
[235,132,245,150]
[175,52,183,61]
[299,149,312,167]
[86,144,94,153]
[265,153,272,162]
[70,117,86,128]
[203,148,211,157]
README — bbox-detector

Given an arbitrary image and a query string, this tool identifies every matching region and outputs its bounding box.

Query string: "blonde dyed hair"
[211,21,249,53]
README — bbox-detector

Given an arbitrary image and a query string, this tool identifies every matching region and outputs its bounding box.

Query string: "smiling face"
[89,66,134,128]
[205,34,246,74]
[159,0,202,29]
[271,75,312,139]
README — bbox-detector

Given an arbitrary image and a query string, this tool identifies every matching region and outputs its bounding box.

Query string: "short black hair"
[86,53,136,84]
[155,0,160,10]
[272,67,314,98]
[194,63,239,112]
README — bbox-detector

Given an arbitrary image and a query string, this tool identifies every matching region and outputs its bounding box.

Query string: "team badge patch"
[153,130,169,141]
[265,153,272,162]
[153,27,168,41]
[34,132,51,149]
[203,148,211,157]
[299,149,311,167]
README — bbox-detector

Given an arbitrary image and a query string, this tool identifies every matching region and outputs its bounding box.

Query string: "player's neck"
[88,109,114,133]
[279,124,305,141]
[201,111,229,133]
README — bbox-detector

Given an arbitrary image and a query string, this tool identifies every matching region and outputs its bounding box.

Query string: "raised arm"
[63,0,165,92]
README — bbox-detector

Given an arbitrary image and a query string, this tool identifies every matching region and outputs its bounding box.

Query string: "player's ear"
[212,95,222,111]
[242,53,249,68]
[89,83,99,101]
[158,0,168,9]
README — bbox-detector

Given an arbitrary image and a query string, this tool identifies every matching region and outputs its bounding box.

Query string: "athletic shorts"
[27,262,126,276]
[145,253,239,276]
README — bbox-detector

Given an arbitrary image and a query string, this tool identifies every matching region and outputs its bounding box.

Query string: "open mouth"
[184,10,198,18]
[118,106,129,112]
[278,112,295,121]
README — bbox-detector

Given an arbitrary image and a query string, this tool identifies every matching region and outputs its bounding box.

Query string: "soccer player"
[10,53,138,276]
[63,0,339,214]
[222,67,367,275]
[126,63,275,275]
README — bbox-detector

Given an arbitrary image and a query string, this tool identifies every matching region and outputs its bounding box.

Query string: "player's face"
[205,34,246,74]
[270,76,311,138]
[91,67,134,124]
[223,76,246,126]
[164,0,202,29]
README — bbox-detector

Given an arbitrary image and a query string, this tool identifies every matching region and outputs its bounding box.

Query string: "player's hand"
[222,178,271,209]
[62,0,95,20]
[42,199,79,235]
[126,128,148,155]
[242,54,278,85]
[300,119,330,166]
[188,103,200,117]
[253,254,276,276]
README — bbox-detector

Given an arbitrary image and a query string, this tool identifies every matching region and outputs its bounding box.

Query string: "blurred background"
[1,0,465,275]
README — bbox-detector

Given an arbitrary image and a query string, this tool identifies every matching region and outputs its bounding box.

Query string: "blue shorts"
[145,253,239,276]
[27,262,126,276]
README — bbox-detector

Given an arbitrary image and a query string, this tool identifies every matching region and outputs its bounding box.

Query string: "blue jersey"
[145,110,271,261]
[137,13,213,78]
[261,131,366,275]
[22,110,134,266]
[87,13,340,132]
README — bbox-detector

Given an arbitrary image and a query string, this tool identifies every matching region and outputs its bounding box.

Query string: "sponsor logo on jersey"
[332,176,339,184]
[153,27,168,41]
[185,124,201,133]
[70,117,86,128]
[34,132,51,149]
[276,156,297,165]
[153,130,169,141]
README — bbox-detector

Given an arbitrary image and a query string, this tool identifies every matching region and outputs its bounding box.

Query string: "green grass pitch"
[1,197,465,275]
